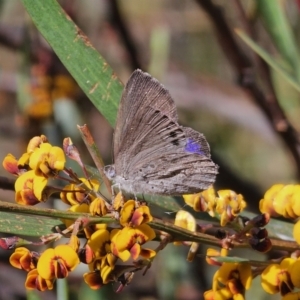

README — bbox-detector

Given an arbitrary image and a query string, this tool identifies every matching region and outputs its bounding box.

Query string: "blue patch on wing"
[185,138,204,155]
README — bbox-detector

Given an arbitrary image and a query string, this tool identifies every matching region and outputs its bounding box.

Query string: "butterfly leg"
[111,182,123,199]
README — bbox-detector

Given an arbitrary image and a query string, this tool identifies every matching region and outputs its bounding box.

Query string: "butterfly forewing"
[113,70,177,158]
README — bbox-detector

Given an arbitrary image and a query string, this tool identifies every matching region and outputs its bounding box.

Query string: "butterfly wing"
[116,106,217,194]
[113,69,177,159]
[113,70,218,195]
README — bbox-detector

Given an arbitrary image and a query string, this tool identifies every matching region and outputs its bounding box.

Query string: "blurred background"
[0,0,299,299]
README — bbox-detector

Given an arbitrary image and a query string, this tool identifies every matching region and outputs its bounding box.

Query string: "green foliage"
[22,0,123,127]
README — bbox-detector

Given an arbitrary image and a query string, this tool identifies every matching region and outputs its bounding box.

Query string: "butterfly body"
[104,69,218,195]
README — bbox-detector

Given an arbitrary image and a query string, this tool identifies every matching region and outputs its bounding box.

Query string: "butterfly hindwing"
[115,107,217,195]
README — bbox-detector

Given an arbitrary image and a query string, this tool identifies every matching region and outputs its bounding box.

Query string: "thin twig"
[77,124,112,197]
[109,0,142,70]
[195,0,300,179]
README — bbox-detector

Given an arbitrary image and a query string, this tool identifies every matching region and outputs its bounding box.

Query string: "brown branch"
[77,124,112,197]
[109,0,142,70]
[195,0,300,179]
[233,0,289,131]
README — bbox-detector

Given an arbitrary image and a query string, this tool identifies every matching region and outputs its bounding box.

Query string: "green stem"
[0,201,297,252]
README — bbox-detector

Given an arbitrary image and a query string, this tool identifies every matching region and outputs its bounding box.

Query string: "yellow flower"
[60,178,100,206]
[37,245,79,280]
[9,247,36,271]
[289,259,300,288]
[292,192,300,217]
[60,184,86,206]
[25,269,54,291]
[52,75,78,99]
[29,143,66,177]
[100,264,113,284]
[27,135,48,153]
[174,210,197,234]
[2,154,22,175]
[26,86,53,119]
[89,197,108,216]
[112,192,125,210]
[206,248,228,266]
[120,200,153,227]
[18,152,31,168]
[213,262,252,298]
[174,210,197,260]
[185,189,246,226]
[80,244,94,264]
[111,224,156,261]
[259,184,285,217]
[83,271,104,290]
[183,187,216,214]
[260,184,300,219]
[273,185,300,218]
[88,229,111,259]
[15,170,47,205]
[216,190,246,226]
[261,258,295,295]
[130,205,153,226]
[2,136,48,175]
[204,287,233,300]
[87,229,119,284]
[88,254,117,284]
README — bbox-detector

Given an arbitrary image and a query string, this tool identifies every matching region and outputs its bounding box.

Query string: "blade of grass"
[256,0,300,81]
[21,0,123,127]
[236,29,300,93]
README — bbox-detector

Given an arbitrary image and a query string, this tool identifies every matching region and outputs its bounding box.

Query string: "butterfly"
[104,69,218,195]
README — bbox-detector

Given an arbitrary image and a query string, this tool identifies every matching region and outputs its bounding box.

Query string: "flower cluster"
[3,135,300,299]
[3,135,66,205]
[260,184,300,219]
[183,188,247,226]
[2,135,156,291]
[27,68,78,120]
[181,190,271,299]
[84,199,156,289]
[260,184,300,244]
[8,241,80,291]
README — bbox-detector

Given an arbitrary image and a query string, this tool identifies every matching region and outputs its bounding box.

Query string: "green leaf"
[0,210,64,237]
[256,0,300,81]
[208,255,269,267]
[21,0,123,127]
[235,29,300,93]
[209,256,250,263]
[0,201,113,237]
